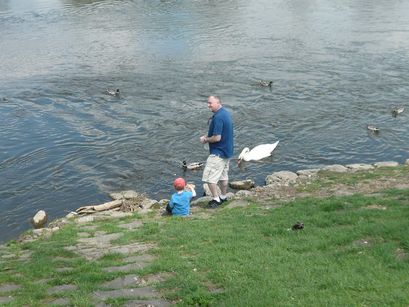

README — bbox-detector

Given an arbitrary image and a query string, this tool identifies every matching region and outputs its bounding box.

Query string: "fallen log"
[76,199,123,215]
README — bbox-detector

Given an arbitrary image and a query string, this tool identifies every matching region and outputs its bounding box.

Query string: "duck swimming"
[259,80,273,87]
[367,125,380,133]
[182,160,204,170]
[391,106,404,117]
[106,89,120,97]
[238,141,279,165]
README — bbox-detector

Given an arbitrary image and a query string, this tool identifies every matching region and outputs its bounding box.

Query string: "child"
[166,177,196,216]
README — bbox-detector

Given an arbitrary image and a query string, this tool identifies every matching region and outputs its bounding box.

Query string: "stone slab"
[0,296,13,304]
[118,220,143,230]
[123,299,170,307]
[77,233,123,247]
[0,283,20,293]
[47,298,70,305]
[93,287,160,300]
[102,262,151,273]
[47,284,77,294]
[101,275,141,289]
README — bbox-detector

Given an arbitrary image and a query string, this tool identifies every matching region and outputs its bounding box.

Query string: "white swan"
[238,141,279,164]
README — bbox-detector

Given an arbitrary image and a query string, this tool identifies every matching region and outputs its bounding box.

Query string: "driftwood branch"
[76,199,123,215]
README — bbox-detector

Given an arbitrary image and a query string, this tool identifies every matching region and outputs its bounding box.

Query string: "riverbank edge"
[10,158,409,245]
[1,159,409,305]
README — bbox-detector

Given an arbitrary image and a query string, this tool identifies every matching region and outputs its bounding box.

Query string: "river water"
[1,0,409,243]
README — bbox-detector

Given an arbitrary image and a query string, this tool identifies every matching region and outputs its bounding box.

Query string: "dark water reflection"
[1,0,409,243]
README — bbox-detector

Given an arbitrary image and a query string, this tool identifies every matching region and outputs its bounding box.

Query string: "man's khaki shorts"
[202,155,230,184]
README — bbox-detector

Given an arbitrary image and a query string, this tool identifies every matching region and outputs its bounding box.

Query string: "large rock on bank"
[229,179,255,190]
[31,210,48,229]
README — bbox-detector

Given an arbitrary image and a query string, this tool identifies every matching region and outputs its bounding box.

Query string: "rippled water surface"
[1,0,409,243]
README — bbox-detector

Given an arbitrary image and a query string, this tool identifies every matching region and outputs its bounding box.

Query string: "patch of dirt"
[248,171,409,204]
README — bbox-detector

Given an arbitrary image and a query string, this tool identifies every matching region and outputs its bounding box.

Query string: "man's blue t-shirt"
[169,191,193,216]
[208,107,234,159]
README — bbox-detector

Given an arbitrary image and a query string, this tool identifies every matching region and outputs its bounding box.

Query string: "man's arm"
[200,135,221,144]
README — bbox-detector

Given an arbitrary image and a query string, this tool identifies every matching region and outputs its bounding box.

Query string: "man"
[200,95,234,208]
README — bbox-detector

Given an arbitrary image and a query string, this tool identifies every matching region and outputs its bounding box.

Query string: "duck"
[259,80,273,87]
[106,89,120,97]
[292,222,304,230]
[367,125,380,133]
[237,141,279,165]
[391,106,404,117]
[182,160,204,170]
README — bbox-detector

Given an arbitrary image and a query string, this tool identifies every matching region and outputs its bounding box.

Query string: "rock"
[203,183,221,196]
[234,190,255,198]
[32,228,51,237]
[123,190,141,199]
[321,164,348,172]
[346,163,374,172]
[296,169,320,178]
[225,192,235,199]
[229,179,255,190]
[265,171,298,186]
[373,161,399,168]
[109,190,140,200]
[140,199,158,209]
[191,196,212,207]
[158,199,169,206]
[65,212,78,219]
[405,159,409,165]
[31,210,47,229]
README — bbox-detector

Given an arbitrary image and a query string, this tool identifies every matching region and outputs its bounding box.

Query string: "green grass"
[140,190,409,306]
[1,187,408,306]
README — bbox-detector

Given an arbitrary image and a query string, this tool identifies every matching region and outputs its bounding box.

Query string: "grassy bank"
[1,168,409,306]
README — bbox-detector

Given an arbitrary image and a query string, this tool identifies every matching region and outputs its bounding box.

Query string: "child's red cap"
[173,177,186,191]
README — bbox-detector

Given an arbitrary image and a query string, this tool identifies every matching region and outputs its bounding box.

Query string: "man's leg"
[208,182,220,198]
[218,180,228,196]
[218,159,230,202]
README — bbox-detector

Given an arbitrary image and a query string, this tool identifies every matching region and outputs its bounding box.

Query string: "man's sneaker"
[219,197,227,204]
[206,199,221,209]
